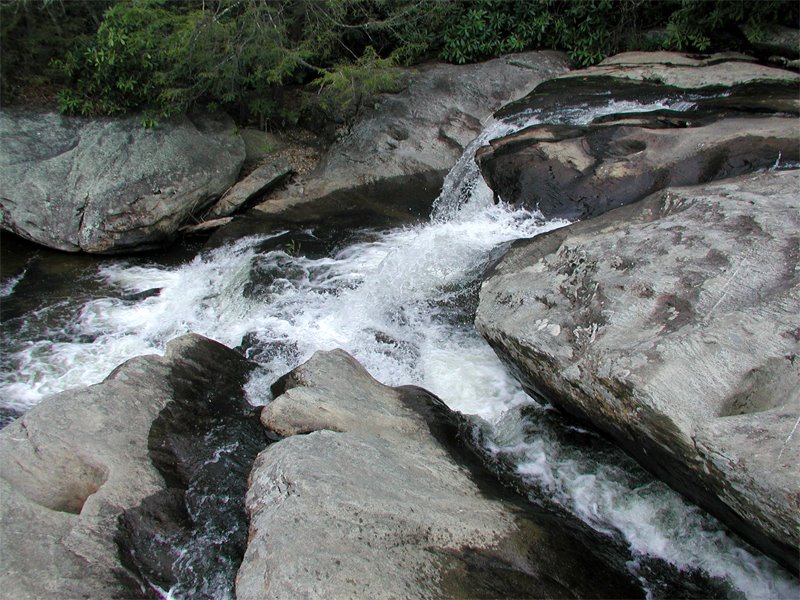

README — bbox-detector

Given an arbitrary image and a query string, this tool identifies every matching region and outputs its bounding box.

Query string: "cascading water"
[1,98,798,599]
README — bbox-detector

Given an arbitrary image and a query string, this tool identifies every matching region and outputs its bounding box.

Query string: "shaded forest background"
[2,0,797,128]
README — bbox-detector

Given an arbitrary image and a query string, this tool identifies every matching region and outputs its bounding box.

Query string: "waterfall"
[1,95,797,599]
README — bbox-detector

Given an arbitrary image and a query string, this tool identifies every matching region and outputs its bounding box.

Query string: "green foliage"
[439,0,799,67]
[44,0,431,126]
[440,0,652,67]
[52,0,176,117]
[310,46,403,120]
[663,0,799,52]
[0,0,109,101]
[4,0,798,125]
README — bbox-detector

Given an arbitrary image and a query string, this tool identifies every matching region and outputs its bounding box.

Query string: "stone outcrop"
[237,349,643,599]
[0,111,245,253]
[205,159,292,220]
[478,52,799,221]
[0,334,262,599]
[559,51,799,88]
[476,170,800,570]
[249,51,570,227]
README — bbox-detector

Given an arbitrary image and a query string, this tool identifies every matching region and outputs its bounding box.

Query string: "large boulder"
[475,170,800,571]
[0,111,245,253]
[478,109,798,221]
[0,334,263,599]
[478,52,799,221]
[237,349,643,599]
[250,51,570,227]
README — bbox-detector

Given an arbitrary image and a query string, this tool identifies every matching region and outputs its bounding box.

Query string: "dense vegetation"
[2,0,797,127]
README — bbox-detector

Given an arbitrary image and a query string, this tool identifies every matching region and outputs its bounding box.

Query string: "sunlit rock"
[476,170,800,570]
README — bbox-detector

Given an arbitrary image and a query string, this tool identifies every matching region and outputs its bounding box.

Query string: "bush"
[47,0,435,126]
[4,0,797,126]
[664,0,799,52]
[439,0,799,67]
[52,0,176,119]
[439,0,659,67]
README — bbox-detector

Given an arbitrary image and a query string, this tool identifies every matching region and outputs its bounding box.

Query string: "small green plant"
[284,239,302,257]
[310,46,404,123]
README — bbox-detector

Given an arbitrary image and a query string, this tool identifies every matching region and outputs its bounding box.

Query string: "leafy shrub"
[664,0,799,52]
[309,47,404,123]
[52,0,176,118]
[440,0,656,67]
[4,0,798,126]
[46,0,430,126]
[439,0,799,67]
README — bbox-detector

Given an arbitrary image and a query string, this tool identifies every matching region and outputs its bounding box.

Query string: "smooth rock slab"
[481,51,800,222]
[237,349,642,599]
[251,51,570,225]
[564,50,800,88]
[478,112,798,220]
[0,111,245,253]
[476,170,800,571]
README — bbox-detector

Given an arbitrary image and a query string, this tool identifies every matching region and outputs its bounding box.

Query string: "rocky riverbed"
[1,50,798,598]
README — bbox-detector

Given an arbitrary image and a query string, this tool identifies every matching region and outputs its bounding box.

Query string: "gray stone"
[576,51,798,87]
[478,113,798,221]
[481,52,799,222]
[237,349,643,599]
[0,111,245,253]
[0,334,255,598]
[250,51,570,225]
[205,159,292,219]
[239,128,287,165]
[475,170,800,570]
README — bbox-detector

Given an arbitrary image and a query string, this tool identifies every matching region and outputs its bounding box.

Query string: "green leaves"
[437,0,799,68]
[52,0,176,117]
[661,0,797,53]
[47,0,429,126]
[10,0,798,126]
[439,0,624,67]
[311,45,402,115]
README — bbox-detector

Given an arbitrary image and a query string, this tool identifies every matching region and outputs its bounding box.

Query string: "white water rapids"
[1,100,798,599]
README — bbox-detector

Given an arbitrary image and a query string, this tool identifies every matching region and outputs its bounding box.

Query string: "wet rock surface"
[118,335,267,599]
[478,52,799,221]
[237,349,645,599]
[0,111,244,253]
[476,170,800,571]
[0,334,263,599]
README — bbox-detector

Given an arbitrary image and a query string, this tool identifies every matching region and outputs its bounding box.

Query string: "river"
[1,102,798,599]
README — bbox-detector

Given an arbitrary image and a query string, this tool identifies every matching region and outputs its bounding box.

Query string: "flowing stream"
[1,99,798,599]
